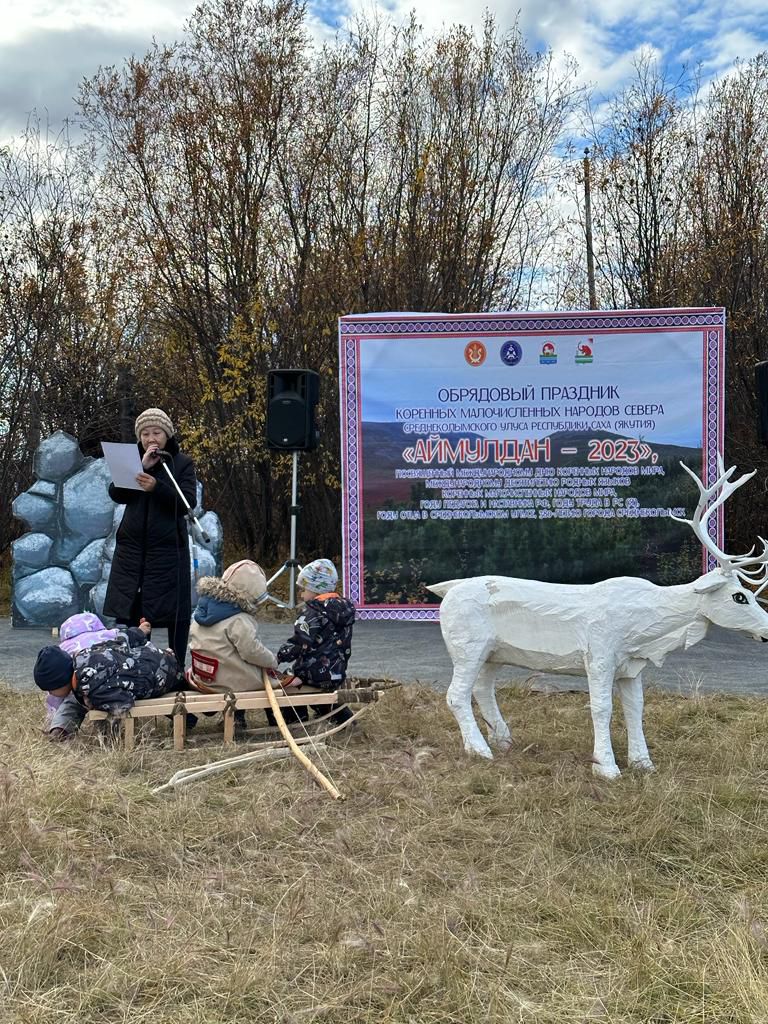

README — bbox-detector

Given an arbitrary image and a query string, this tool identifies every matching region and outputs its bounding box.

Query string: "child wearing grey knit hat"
[277,559,356,727]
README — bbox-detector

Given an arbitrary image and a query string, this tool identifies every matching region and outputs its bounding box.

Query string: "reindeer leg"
[587,659,621,780]
[617,673,655,772]
[473,663,512,751]
[445,645,494,760]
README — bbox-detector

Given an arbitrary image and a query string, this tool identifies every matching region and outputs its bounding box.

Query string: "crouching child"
[277,558,355,726]
[42,612,121,725]
[34,621,184,740]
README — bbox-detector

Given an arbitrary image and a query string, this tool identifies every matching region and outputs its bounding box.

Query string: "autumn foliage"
[2,0,768,560]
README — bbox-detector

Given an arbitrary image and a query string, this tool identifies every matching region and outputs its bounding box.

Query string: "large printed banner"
[339,308,725,620]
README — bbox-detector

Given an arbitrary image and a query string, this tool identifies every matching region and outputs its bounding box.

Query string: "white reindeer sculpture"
[428,459,768,779]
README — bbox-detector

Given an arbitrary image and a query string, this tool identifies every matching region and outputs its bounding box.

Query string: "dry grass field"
[1,679,768,1023]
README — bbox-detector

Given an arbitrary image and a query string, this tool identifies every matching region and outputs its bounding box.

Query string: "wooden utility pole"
[583,148,597,310]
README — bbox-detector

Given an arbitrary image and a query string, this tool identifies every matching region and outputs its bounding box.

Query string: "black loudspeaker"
[757,362,768,445]
[266,369,320,451]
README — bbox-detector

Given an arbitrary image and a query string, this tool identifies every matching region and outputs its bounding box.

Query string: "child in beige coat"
[188,560,277,694]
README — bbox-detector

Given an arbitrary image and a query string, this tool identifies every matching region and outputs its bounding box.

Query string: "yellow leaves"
[180,408,272,469]
[214,320,270,403]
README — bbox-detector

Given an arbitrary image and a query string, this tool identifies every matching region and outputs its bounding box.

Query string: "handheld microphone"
[149,449,171,459]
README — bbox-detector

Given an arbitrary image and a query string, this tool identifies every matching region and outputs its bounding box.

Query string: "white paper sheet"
[101,441,144,490]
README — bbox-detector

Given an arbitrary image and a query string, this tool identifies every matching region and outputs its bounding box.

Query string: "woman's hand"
[142,446,162,469]
[136,473,157,491]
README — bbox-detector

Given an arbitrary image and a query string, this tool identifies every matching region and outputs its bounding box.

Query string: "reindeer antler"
[671,456,768,590]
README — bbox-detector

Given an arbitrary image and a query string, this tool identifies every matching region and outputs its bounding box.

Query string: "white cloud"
[0,2,198,139]
[697,27,767,73]
[0,0,196,43]
[0,0,766,143]
[0,25,146,137]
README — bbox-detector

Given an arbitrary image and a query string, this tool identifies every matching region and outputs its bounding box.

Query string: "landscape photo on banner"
[339,308,725,620]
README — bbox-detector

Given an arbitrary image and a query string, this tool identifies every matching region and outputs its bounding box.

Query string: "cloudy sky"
[1,0,767,141]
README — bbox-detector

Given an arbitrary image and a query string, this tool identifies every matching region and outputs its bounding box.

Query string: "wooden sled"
[84,683,383,751]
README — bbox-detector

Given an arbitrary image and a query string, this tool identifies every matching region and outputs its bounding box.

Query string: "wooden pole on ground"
[261,670,344,801]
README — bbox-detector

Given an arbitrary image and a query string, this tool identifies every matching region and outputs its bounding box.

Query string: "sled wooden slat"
[83,687,355,750]
[173,711,185,751]
[223,705,235,746]
[123,716,135,752]
[86,690,339,718]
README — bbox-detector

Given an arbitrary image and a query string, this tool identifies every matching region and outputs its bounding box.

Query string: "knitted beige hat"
[134,408,174,441]
[221,560,268,604]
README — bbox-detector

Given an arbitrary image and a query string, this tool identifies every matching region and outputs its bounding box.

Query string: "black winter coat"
[277,594,355,689]
[103,437,196,626]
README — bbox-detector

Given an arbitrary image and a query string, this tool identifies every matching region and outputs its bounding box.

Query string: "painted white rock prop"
[428,458,768,779]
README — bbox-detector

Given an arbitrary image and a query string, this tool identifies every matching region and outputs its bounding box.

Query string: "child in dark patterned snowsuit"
[41,612,120,725]
[33,622,184,739]
[276,559,355,726]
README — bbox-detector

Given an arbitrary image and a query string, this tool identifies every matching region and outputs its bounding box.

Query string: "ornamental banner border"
[339,308,725,621]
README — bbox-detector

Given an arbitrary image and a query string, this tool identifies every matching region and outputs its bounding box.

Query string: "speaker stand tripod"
[264,450,302,609]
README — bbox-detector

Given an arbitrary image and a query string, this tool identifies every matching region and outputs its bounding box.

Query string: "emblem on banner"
[575,339,594,364]
[499,340,523,366]
[464,341,487,366]
[539,341,557,365]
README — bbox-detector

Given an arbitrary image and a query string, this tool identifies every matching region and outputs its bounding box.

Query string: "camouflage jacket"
[72,627,181,715]
[277,594,355,690]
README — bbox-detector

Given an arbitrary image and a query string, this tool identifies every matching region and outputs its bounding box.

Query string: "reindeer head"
[673,457,768,640]
[691,570,768,639]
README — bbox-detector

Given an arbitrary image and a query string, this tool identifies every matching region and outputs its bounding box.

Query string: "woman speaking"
[104,408,197,664]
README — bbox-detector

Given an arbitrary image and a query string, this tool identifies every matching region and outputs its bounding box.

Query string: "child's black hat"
[33,646,73,691]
